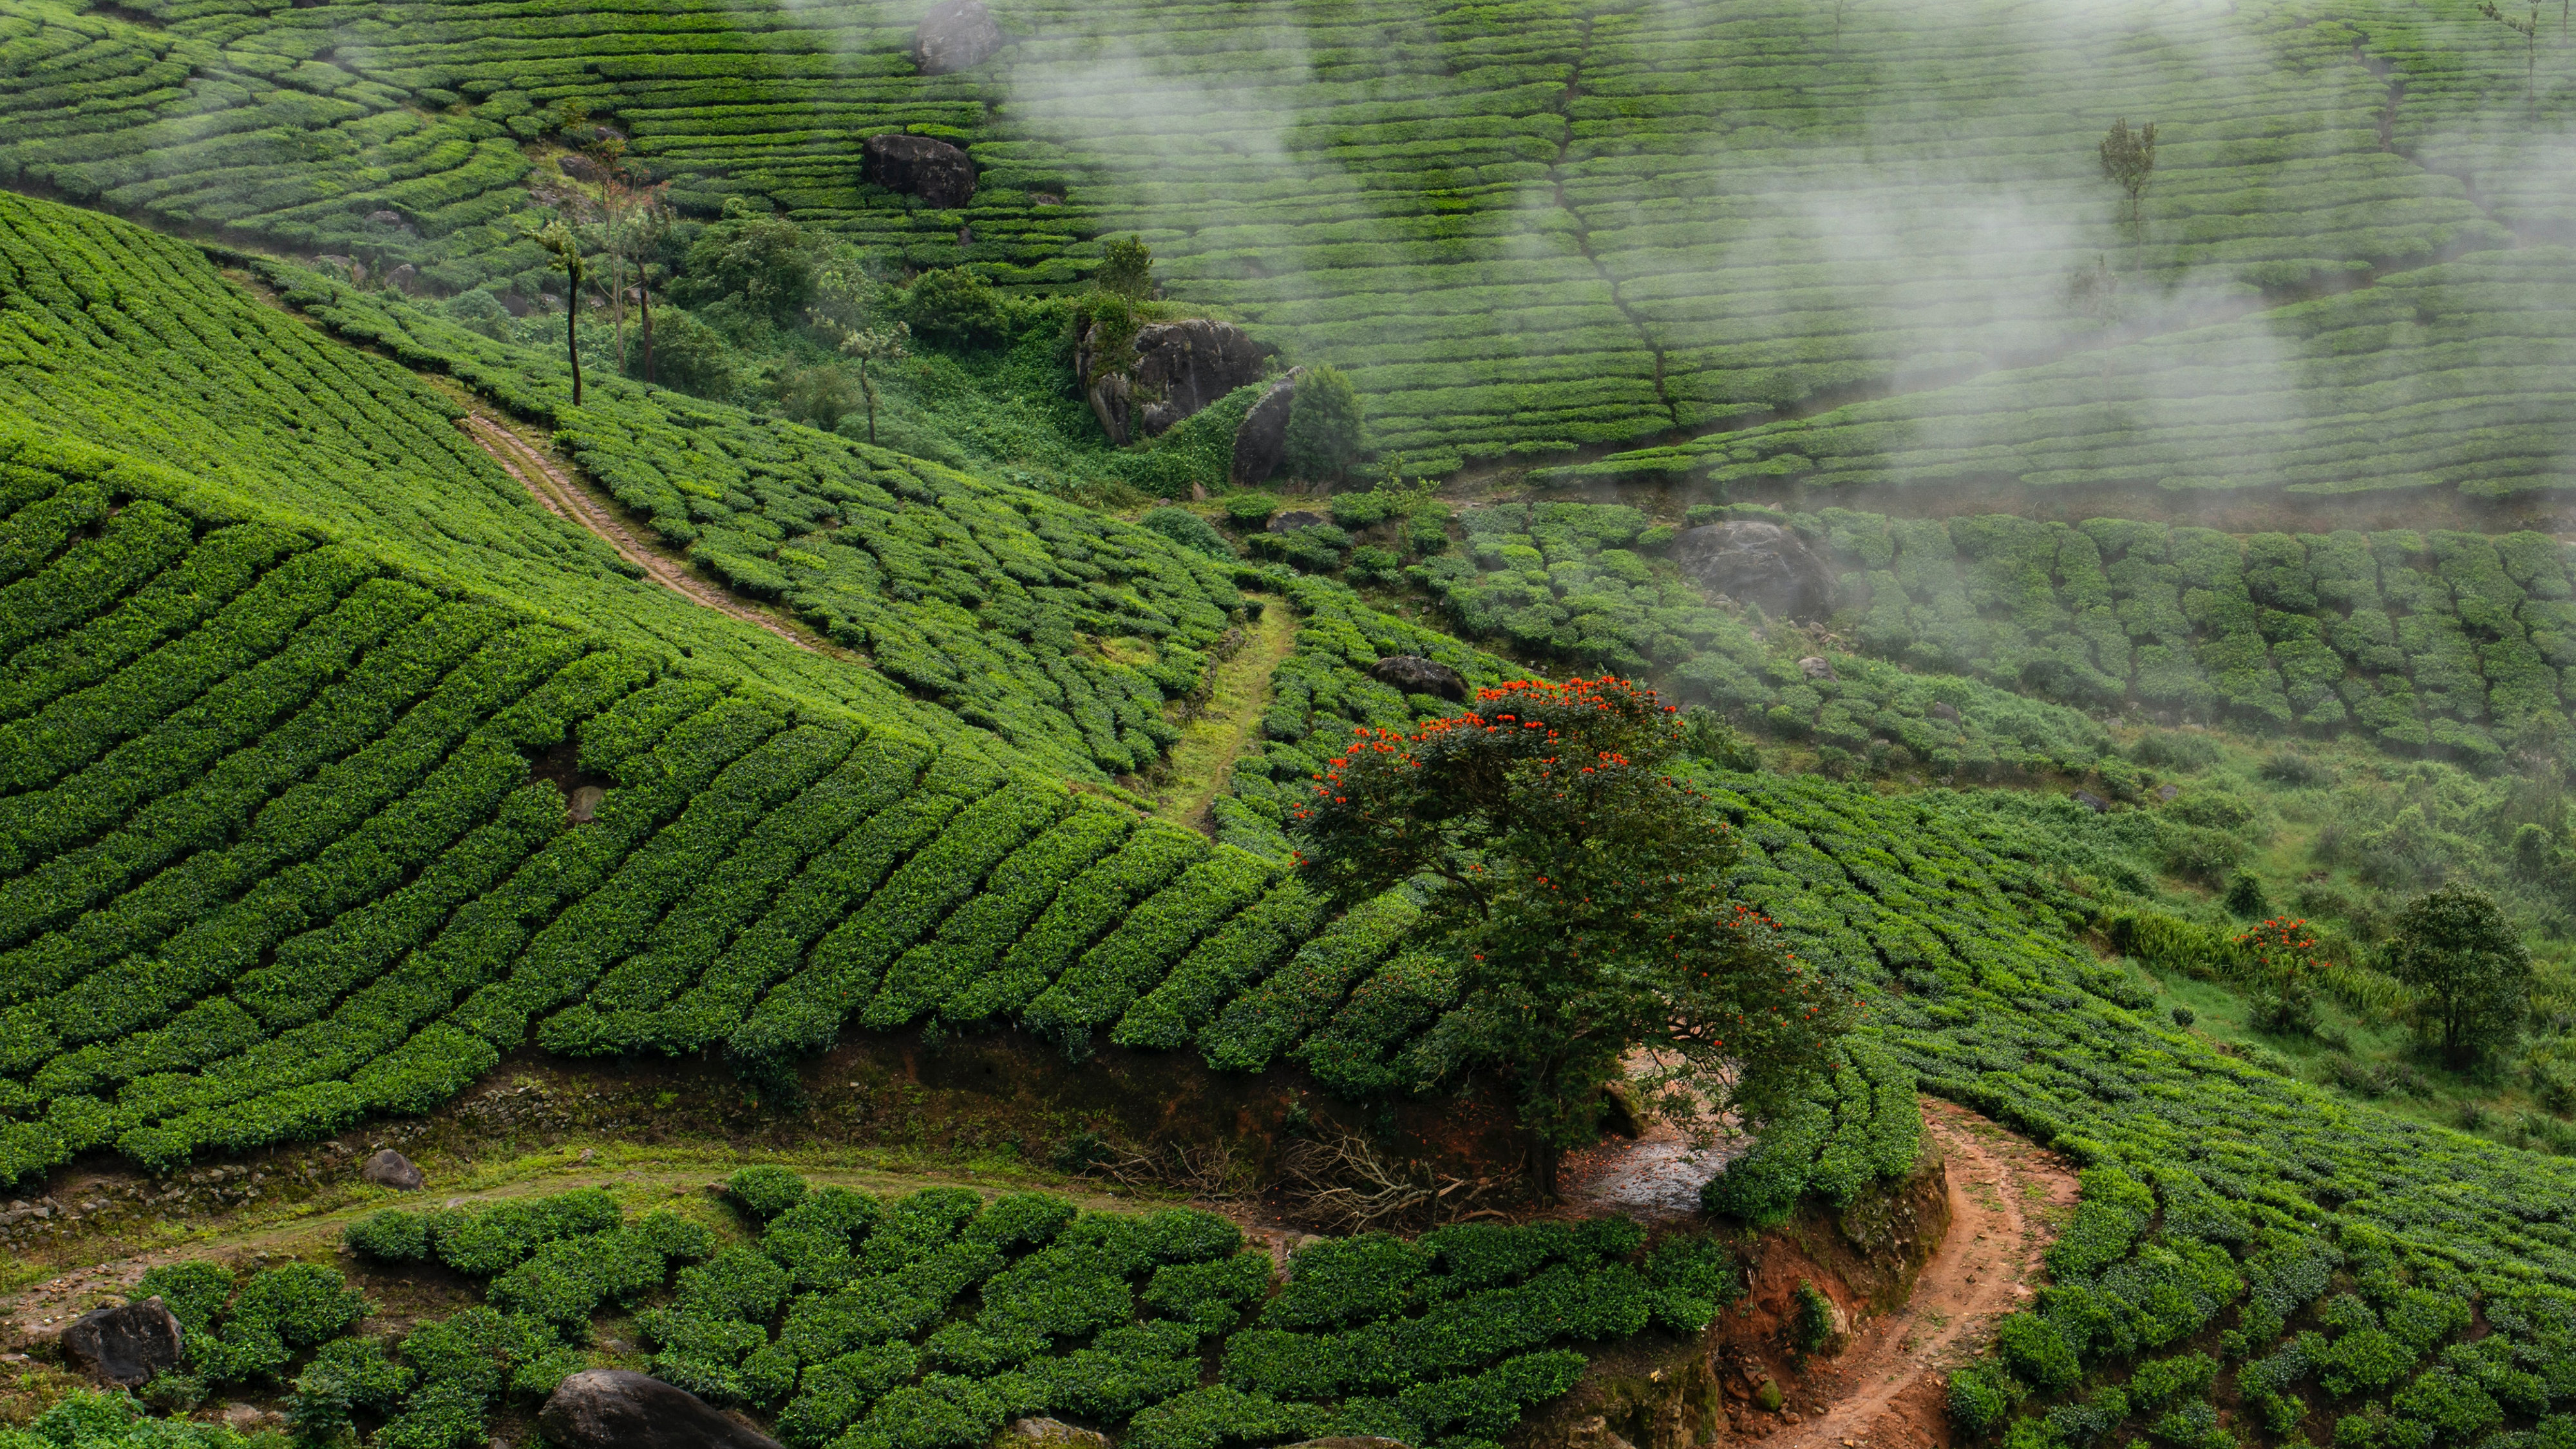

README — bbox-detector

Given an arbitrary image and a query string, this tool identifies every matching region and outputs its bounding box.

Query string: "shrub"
[1224,493,1282,527]
[1140,508,1234,561]
[1790,1281,1839,1352]
[898,268,1010,348]
[1993,1312,2081,1394]
[346,1210,432,1261]
[1283,366,1365,483]
[2172,1005,2196,1027]
[2387,884,2532,1064]
[1947,1361,2016,1436]
[2133,731,2222,770]
[2259,752,2334,787]
[728,1166,812,1220]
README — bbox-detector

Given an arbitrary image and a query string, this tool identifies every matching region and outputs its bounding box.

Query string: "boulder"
[558,153,604,184]
[2155,784,2181,802]
[61,1299,184,1387]
[1228,368,1302,487]
[2070,790,2109,813]
[1267,510,1327,533]
[1927,700,1960,722]
[1671,520,1834,621]
[1795,656,1836,682]
[386,263,418,294]
[568,784,607,822]
[913,0,1007,73]
[1078,319,1271,445]
[539,1368,786,1449]
[361,1148,424,1190]
[862,133,976,209]
[1369,655,1468,702]
[998,1420,1115,1449]
[365,209,406,226]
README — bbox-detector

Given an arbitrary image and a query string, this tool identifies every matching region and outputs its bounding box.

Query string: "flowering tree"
[1291,676,1856,1196]
[2233,917,2324,1034]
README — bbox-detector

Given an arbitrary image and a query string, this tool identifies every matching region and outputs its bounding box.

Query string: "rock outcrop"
[1795,655,1836,682]
[361,1148,424,1189]
[1077,319,1271,445]
[862,133,976,209]
[62,1299,184,1387]
[1369,655,1468,702]
[539,1369,786,1449]
[1671,520,1834,622]
[1229,367,1302,486]
[913,0,1007,73]
[996,1420,1115,1449]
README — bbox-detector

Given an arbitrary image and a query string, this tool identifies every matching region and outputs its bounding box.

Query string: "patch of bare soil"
[1556,1113,1744,1222]
[1745,1101,2079,1449]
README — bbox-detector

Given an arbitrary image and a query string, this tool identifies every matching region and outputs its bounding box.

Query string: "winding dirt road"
[1762,1101,2078,1449]
[459,413,845,656]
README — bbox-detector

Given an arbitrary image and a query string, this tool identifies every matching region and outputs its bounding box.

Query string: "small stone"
[361,1149,424,1191]
[912,0,1006,73]
[61,1298,185,1387]
[1368,654,1468,703]
[539,1369,784,1449]
[998,1419,1115,1449]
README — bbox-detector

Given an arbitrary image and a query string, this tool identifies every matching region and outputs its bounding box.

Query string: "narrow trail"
[457,412,854,659]
[1761,1101,2079,1449]
[1144,594,1301,833]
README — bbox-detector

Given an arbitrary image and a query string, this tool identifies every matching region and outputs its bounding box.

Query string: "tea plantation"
[6,0,2571,469]
[1394,497,2576,768]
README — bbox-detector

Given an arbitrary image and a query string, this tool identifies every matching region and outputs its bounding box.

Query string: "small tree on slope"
[1289,676,1857,1196]
[2388,883,2530,1065]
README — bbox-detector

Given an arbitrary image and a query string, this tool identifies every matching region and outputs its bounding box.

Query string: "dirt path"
[1760,1101,2079,1449]
[1142,594,1300,832]
[457,413,851,658]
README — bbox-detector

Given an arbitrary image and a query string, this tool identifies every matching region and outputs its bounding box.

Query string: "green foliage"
[1698,1039,1922,1225]
[1224,493,1283,527]
[897,269,1013,349]
[674,207,815,326]
[1098,236,1155,301]
[1282,367,1366,484]
[1790,1280,1839,1352]
[1293,676,1856,1189]
[2387,884,2532,1062]
[1141,508,1236,561]
[0,1391,262,1448]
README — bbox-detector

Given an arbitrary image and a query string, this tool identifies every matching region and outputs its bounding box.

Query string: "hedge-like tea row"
[314,1178,1745,1449]
[1697,1037,1924,1227]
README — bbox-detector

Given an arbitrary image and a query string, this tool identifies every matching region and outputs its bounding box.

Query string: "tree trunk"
[639,287,655,386]
[565,295,583,408]
[861,361,877,446]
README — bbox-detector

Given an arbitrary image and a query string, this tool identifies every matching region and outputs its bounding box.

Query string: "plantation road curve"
[459,412,851,659]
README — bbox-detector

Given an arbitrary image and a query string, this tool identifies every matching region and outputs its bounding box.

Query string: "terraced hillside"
[1562,248,2576,504]
[5,0,2570,475]
[1397,498,2576,766]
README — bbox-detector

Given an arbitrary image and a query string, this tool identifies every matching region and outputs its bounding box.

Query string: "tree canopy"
[2387,883,2531,1063]
[1289,676,1855,1193]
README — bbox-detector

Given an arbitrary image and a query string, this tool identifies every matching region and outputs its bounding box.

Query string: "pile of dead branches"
[1279,1126,1515,1233]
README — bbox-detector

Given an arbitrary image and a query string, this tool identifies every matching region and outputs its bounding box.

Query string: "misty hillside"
[5,3,2576,1449]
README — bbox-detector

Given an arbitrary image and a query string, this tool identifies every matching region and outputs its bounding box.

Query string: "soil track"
[458,412,852,658]
[1760,1100,2079,1449]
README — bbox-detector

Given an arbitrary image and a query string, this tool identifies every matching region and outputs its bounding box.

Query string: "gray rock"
[568,784,607,823]
[913,0,1007,73]
[999,1420,1115,1449]
[1928,700,1960,722]
[361,1148,424,1190]
[1267,510,1327,533]
[1079,319,1271,444]
[1672,520,1834,621]
[1369,655,1468,703]
[862,133,976,209]
[2156,784,2181,802]
[61,1298,184,1387]
[1796,655,1837,682]
[386,263,418,294]
[539,1369,785,1449]
[2070,790,2109,813]
[559,153,604,184]
[1229,368,1303,488]
[365,209,406,226]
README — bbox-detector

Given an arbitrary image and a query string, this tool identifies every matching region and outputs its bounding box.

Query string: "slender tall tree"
[2477,0,2543,100]
[2099,118,2157,259]
[535,220,587,407]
